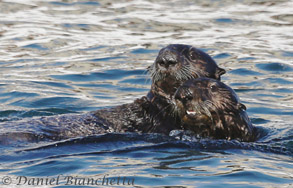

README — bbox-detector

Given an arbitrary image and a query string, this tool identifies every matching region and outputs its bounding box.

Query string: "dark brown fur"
[93,44,226,135]
[94,96,181,135]
[175,78,257,142]
[148,44,225,100]
[0,45,226,144]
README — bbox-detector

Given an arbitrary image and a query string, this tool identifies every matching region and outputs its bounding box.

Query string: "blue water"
[0,0,292,187]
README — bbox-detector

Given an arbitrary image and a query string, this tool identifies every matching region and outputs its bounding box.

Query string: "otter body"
[0,44,228,144]
[0,113,110,144]
[175,78,256,142]
[93,96,180,134]
[96,44,226,136]
[0,95,180,144]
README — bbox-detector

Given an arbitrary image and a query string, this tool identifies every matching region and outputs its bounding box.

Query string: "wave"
[2,131,291,158]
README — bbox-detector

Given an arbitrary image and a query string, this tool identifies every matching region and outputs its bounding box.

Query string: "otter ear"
[215,68,226,80]
[237,103,247,111]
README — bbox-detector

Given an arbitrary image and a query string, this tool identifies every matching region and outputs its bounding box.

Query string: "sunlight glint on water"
[0,0,292,187]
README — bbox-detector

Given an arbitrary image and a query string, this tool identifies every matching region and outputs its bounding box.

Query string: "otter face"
[174,78,244,130]
[148,44,226,98]
[174,78,256,141]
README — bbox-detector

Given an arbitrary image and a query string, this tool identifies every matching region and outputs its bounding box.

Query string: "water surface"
[0,0,292,187]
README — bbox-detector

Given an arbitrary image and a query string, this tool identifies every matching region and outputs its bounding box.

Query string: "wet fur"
[0,44,226,143]
[148,44,225,100]
[94,96,181,134]
[175,78,257,142]
[93,44,226,136]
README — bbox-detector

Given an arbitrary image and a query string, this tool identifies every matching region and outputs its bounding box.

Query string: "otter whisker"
[159,71,166,82]
[149,64,162,83]
[150,70,156,79]
[187,65,201,78]
[143,68,150,76]
[176,72,186,82]
[143,69,152,85]
[201,103,213,122]
[169,100,179,118]
[204,100,219,116]
[152,70,164,83]
[177,67,193,81]
[174,71,181,81]
[179,67,191,80]
[180,66,190,77]
[194,105,201,115]
[180,65,197,80]
[151,71,158,82]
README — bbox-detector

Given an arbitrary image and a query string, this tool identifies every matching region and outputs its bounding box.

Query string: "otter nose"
[156,50,178,68]
[157,58,177,68]
[175,87,193,103]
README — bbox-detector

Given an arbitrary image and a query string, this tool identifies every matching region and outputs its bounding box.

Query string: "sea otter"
[147,44,226,100]
[0,44,226,144]
[93,44,226,135]
[174,78,257,142]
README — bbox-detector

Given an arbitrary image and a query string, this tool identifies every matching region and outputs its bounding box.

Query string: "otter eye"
[189,51,198,60]
[210,85,218,92]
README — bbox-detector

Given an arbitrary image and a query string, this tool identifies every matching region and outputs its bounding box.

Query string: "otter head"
[174,78,250,139]
[148,44,226,99]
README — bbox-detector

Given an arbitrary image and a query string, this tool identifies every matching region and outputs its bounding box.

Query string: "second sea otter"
[174,78,257,142]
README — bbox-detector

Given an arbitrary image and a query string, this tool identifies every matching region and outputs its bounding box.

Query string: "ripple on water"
[23,44,49,51]
[264,78,293,85]
[229,68,263,76]
[0,108,75,122]
[213,53,231,59]
[0,91,39,98]
[51,69,146,82]
[8,97,92,112]
[119,77,150,85]
[215,18,234,23]
[0,0,293,187]
[256,62,293,73]
[251,118,270,125]
[248,107,293,116]
[89,56,127,62]
[32,81,74,89]
[15,159,88,176]
[131,48,159,54]
[271,14,293,23]
[219,170,292,184]
[282,51,293,57]
[50,1,100,6]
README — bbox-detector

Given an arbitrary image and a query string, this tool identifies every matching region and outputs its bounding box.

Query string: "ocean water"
[0,0,292,187]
